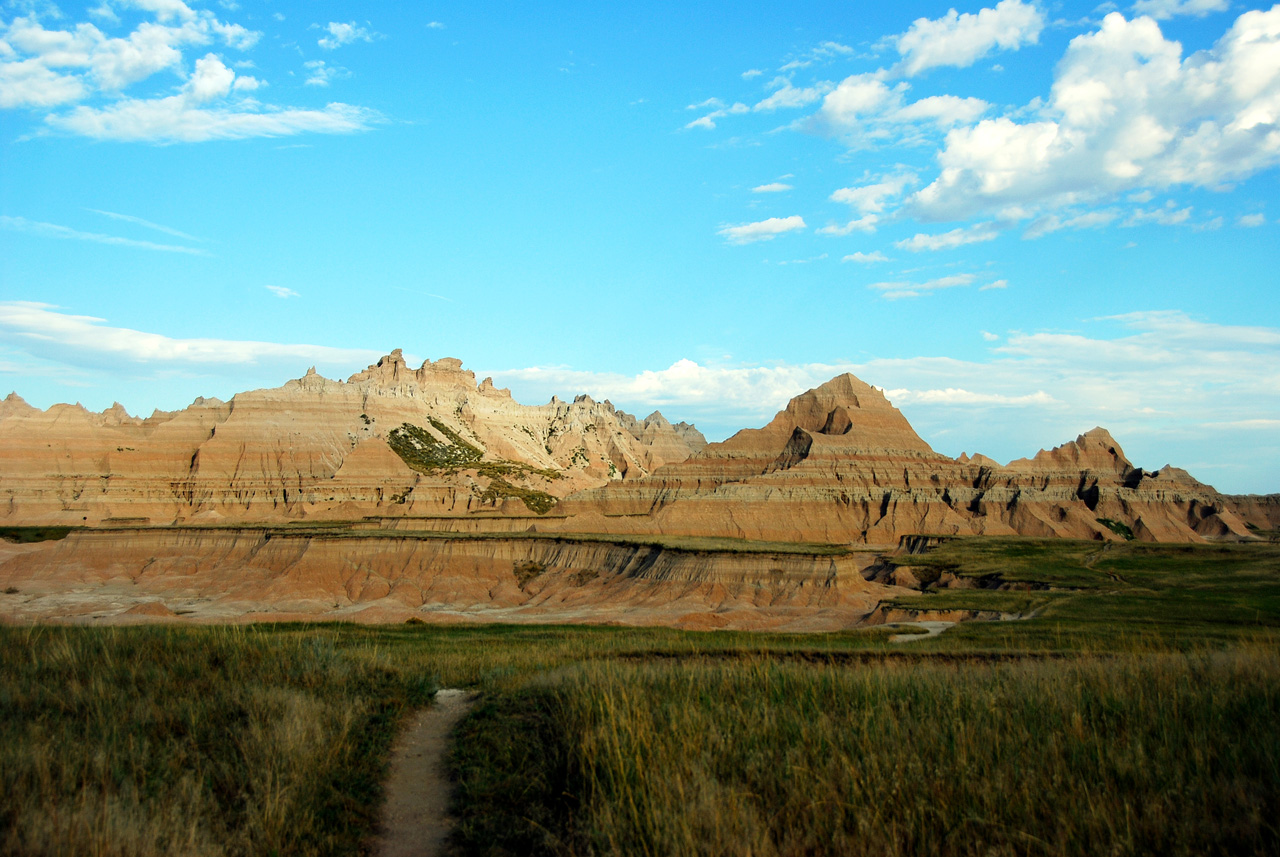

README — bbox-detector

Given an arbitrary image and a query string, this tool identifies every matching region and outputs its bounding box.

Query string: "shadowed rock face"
[0,357,1271,545]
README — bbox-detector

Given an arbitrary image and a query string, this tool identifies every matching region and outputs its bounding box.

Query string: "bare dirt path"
[373,689,476,857]
[889,620,956,643]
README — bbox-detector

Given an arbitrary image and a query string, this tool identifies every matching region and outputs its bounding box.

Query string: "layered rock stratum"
[1,352,1274,627]
[0,350,705,526]
[559,373,1272,544]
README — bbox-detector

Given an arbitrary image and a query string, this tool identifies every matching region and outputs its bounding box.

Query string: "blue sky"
[1,0,1278,492]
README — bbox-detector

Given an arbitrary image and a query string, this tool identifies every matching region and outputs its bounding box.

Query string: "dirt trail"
[373,689,476,857]
[889,620,956,643]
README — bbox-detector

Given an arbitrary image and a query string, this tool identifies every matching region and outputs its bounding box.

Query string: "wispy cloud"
[316,20,378,50]
[85,209,203,242]
[0,215,209,255]
[869,273,975,300]
[264,285,298,298]
[717,215,806,244]
[0,301,379,368]
[752,182,793,193]
[896,222,1000,251]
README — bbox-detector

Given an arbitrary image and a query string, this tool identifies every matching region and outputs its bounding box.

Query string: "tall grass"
[452,648,1280,856]
[0,622,904,855]
[0,625,437,856]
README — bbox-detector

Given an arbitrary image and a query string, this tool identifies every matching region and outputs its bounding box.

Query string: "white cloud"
[909,9,1280,221]
[870,273,975,300]
[317,21,376,50]
[830,172,917,213]
[427,21,446,29]
[121,0,197,24]
[1123,205,1192,226]
[892,94,989,126]
[1023,209,1119,238]
[42,55,381,142]
[0,301,380,370]
[811,73,989,144]
[816,214,879,236]
[896,221,1001,251]
[896,0,1045,76]
[815,72,898,129]
[0,215,208,254]
[981,330,1000,341]
[303,59,348,87]
[1131,0,1229,19]
[683,101,748,130]
[264,285,298,298]
[717,215,806,244]
[742,68,763,79]
[1238,212,1266,226]
[842,251,890,263]
[979,279,1009,290]
[753,79,831,112]
[47,96,378,142]
[752,182,792,193]
[780,41,854,71]
[0,57,86,107]
[0,6,369,146]
[886,387,1056,405]
[1,8,260,100]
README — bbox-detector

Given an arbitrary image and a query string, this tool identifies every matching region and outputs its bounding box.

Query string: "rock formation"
[0,355,1270,544]
[1,356,1274,627]
[554,375,1268,545]
[0,351,705,526]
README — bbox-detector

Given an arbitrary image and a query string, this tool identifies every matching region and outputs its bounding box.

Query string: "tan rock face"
[0,358,1270,545]
[0,529,887,631]
[0,352,705,525]
[554,378,1273,545]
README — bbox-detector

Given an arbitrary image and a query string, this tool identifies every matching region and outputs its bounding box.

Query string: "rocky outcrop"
[554,379,1269,545]
[1,357,1269,546]
[0,528,885,631]
[0,352,705,525]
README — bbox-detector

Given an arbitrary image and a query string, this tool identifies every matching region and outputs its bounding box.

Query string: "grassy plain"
[1,537,1277,855]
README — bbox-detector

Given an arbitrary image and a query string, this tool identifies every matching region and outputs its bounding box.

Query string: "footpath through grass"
[2,538,1278,855]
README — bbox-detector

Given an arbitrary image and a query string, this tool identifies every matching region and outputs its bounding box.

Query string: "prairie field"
[1,537,1278,856]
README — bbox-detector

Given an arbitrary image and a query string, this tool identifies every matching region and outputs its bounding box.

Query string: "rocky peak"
[347,351,477,391]
[477,377,513,399]
[773,373,934,452]
[0,392,34,420]
[101,402,138,426]
[1010,427,1134,474]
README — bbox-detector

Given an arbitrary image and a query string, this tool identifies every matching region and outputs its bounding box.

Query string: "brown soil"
[372,689,476,857]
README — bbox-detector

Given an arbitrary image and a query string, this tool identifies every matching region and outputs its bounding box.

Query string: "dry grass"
[0,625,433,856]
[453,646,1280,856]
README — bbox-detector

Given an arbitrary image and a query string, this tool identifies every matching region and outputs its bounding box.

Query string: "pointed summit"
[772,373,934,453]
[1009,426,1134,474]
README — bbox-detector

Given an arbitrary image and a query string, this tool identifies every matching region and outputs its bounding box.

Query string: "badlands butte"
[1,350,1276,630]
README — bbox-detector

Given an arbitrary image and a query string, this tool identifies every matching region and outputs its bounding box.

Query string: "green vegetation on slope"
[386,419,559,514]
[880,538,1280,650]
[0,526,79,543]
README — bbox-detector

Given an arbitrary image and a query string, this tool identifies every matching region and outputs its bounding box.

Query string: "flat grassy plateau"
[1,537,1278,856]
